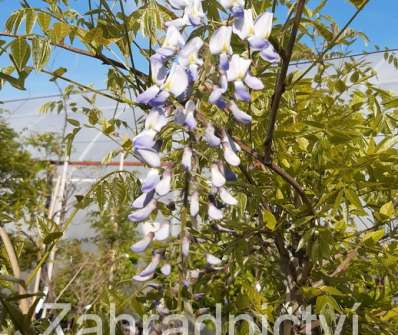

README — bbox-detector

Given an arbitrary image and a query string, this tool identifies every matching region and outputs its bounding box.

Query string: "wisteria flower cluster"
[128,0,279,282]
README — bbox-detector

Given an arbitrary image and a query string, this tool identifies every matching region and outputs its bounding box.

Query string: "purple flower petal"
[131,233,154,253]
[244,73,264,90]
[155,170,171,196]
[261,44,280,63]
[190,191,200,216]
[128,199,157,222]
[149,90,170,107]
[234,80,251,101]
[248,36,270,51]
[219,187,238,205]
[185,112,197,130]
[136,85,160,104]
[141,169,161,193]
[219,53,230,71]
[139,252,161,277]
[211,163,226,187]
[151,54,169,85]
[133,273,154,282]
[229,101,252,124]
[233,9,254,40]
[132,190,155,209]
[133,129,157,150]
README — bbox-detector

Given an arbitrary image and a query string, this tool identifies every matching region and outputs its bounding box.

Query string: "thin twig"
[263,0,307,164]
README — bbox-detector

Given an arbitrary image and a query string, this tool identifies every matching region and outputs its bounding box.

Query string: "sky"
[0,0,397,102]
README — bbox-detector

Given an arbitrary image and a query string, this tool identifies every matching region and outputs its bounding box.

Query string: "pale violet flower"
[138,252,161,277]
[133,129,157,150]
[131,222,170,253]
[128,199,157,222]
[182,233,190,257]
[141,169,161,193]
[222,141,240,166]
[228,101,252,124]
[145,109,169,132]
[233,9,280,63]
[226,55,263,101]
[209,75,228,108]
[131,232,154,253]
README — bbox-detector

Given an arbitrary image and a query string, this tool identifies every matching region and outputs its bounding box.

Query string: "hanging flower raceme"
[129,1,280,283]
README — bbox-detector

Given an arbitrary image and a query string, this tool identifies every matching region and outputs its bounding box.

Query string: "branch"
[291,0,370,85]
[0,226,29,314]
[0,32,147,81]
[263,0,307,164]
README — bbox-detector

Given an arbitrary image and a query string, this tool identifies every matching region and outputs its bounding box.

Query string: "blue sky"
[0,0,397,101]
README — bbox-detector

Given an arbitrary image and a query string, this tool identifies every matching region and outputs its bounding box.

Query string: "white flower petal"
[136,149,161,168]
[211,163,226,187]
[163,64,189,97]
[133,273,154,282]
[190,191,200,216]
[209,26,232,55]
[208,202,224,220]
[155,170,171,196]
[226,55,252,81]
[132,190,155,209]
[219,187,238,205]
[182,233,190,257]
[233,9,254,40]
[228,101,252,124]
[223,143,240,166]
[182,147,193,172]
[154,223,170,241]
[206,253,222,265]
[161,263,172,276]
[142,222,161,235]
[254,12,273,40]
